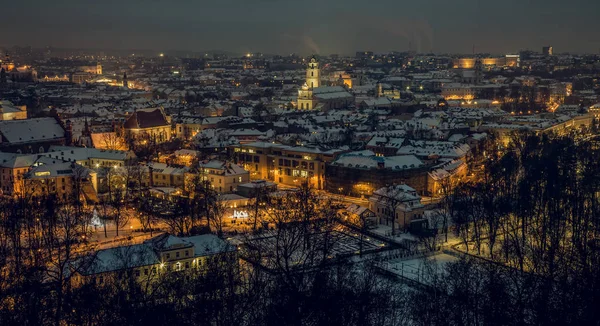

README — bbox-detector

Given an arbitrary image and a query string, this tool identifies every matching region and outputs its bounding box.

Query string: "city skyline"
[2,0,600,55]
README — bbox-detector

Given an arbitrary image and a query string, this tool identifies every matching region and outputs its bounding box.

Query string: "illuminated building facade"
[0,54,15,72]
[453,55,520,69]
[124,107,172,144]
[441,83,476,100]
[24,162,98,202]
[231,142,340,190]
[0,101,27,120]
[186,160,249,194]
[325,155,430,197]
[305,56,321,89]
[297,56,354,111]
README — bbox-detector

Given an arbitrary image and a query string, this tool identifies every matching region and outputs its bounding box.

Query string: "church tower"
[306,56,320,89]
[123,72,128,88]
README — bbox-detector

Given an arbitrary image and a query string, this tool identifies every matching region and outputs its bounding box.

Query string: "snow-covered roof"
[0,118,65,144]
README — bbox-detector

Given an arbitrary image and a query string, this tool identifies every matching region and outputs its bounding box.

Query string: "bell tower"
[306,56,320,89]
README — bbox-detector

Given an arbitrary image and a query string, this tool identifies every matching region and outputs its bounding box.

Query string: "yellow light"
[159,53,164,57]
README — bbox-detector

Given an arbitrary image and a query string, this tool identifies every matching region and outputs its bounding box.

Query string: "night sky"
[2,0,600,55]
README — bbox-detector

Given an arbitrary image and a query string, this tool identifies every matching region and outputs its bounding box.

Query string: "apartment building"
[230,141,343,190]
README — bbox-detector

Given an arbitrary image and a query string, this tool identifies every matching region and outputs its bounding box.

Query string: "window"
[238,177,242,182]
[278,159,283,166]
[309,163,315,170]
[185,250,189,257]
[144,268,149,275]
[292,170,308,178]
[135,270,140,277]
[185,262,190,269]
[166,253,170,259]
[253,156,260,163]
[176,251,180,258]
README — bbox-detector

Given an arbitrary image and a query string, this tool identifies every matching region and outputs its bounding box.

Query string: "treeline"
[415,132,600,325]
[0,184,415,326]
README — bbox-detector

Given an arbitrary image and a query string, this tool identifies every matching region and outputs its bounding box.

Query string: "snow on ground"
[370,225,419,242]
[380,253,458,285]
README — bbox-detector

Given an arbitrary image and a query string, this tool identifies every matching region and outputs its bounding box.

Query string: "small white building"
[369,184,425,230]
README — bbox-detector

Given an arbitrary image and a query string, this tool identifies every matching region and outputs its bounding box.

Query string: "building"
[0,152,45,196]
[69,233,236,287]
[297,56,354,111]
[441,83,476,100]
[143,162,188,188]
[24,161,98,202]
[427,160,468,196]
[0,117,66,153]
[0,101,27,120]
[338,203,377,228]
[231,142,342,190]
[174,117,202,140]
[377,83,401,99]
[312,86,354,111]
[368,184,425,230]
[0,54,15,72]
[326,152,428,197]
[124,107,172,144]
[543,46,553,56]
[189,160,250,194]
[41,146,135,169]
[453,55,520,69]
[306,56,321,89]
